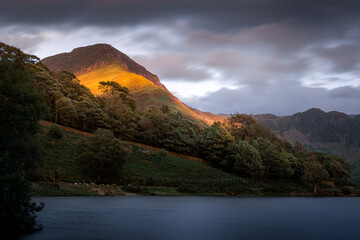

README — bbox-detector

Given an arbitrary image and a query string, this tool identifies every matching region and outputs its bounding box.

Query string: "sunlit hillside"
[41,43,226,125]
[77,64,202,120]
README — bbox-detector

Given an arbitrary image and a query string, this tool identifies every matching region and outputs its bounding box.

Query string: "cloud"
[315,44,360,73]
[0,33,47,53]
[186,84,360,116]
[1,0,360,29]
[135,54,211,82]
[1,0,359,115]
[328,86,360,99]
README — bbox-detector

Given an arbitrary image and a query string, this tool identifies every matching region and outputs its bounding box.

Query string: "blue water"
[22,196,360,240]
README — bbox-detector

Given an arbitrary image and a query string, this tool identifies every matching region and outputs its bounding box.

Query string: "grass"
[35,123,344,197]
[121,142,238,186]
[36,125,87,182]
[30,182,98,196]
[34,124,248,196]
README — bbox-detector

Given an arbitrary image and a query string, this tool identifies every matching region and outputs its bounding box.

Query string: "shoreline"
[31,181,360,197]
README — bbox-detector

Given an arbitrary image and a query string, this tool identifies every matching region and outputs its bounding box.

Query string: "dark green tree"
[0,42,47,236]
[253,138,294,179]
[199,122,235,167]
[230,140,264,178]
[313,152,350,186]
[76,129,126,182]
[303,159,329,194]
[48,125,63,146]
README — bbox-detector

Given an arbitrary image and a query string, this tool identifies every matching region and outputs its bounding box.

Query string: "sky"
[0,0,359,115]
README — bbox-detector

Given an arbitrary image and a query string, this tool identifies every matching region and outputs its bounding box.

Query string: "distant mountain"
[42,44,223,125]
[254,108,360,183]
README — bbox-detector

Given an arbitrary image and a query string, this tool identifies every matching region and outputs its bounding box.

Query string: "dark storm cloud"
[1,0,359,30]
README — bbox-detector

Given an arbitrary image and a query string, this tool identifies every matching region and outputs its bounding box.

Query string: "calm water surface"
[22,196,360,240]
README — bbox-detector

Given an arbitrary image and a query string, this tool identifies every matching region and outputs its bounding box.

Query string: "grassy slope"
[34,123,318,196]
[35,124,242,194]
[77,64,201,121]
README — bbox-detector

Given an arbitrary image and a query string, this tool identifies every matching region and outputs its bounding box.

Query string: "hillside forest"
[0,42,353,235]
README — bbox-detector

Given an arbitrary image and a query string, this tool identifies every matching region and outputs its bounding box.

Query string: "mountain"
[42,44,221,125]
[42,43,164,89]
[254,108,360,183]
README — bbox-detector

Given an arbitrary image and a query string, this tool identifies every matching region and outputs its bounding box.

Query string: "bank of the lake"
[23,196,360,240]
[31,181,360,197]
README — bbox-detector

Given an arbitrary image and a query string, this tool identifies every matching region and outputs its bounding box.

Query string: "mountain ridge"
[41,43,223,125]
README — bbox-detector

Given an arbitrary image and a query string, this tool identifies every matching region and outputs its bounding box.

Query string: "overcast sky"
[1,0,359,115]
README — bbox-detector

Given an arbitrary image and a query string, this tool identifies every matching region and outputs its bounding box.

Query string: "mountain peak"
[41,43,164,89]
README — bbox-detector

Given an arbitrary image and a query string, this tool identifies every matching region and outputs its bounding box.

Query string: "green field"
[30,182,99,196]
[36,124,350,196]
[36,124,244,194]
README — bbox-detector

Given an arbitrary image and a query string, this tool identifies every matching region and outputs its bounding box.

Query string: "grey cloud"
[328,86,360,99]
[185,84,360,116]
[135,54,211,81]
[260,57,309,75]
[0,32,47,53]
[201,48,309,89]
[315,44,360,73]
[185,30,231,47]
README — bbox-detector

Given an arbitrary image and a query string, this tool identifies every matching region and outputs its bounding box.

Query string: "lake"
[22,196,360,240]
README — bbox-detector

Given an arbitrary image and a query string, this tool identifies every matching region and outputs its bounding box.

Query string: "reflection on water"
[22,196,360,240]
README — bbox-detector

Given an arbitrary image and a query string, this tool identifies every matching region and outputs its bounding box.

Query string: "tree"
[102,94,139,139]
[138,107,170,146]
[0,156,44,235]
[227,114,256,141]
[303,159,329,194]
[54,96,77,125]
[48,125,63,146]
[0,42,47,236]
[98,81,129,97]
[160,111,200,155]
[313,152,350,186]
[230,140,264,178]
[253,138,294,179]
[199,122,235,167]
[76,129,126,182]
